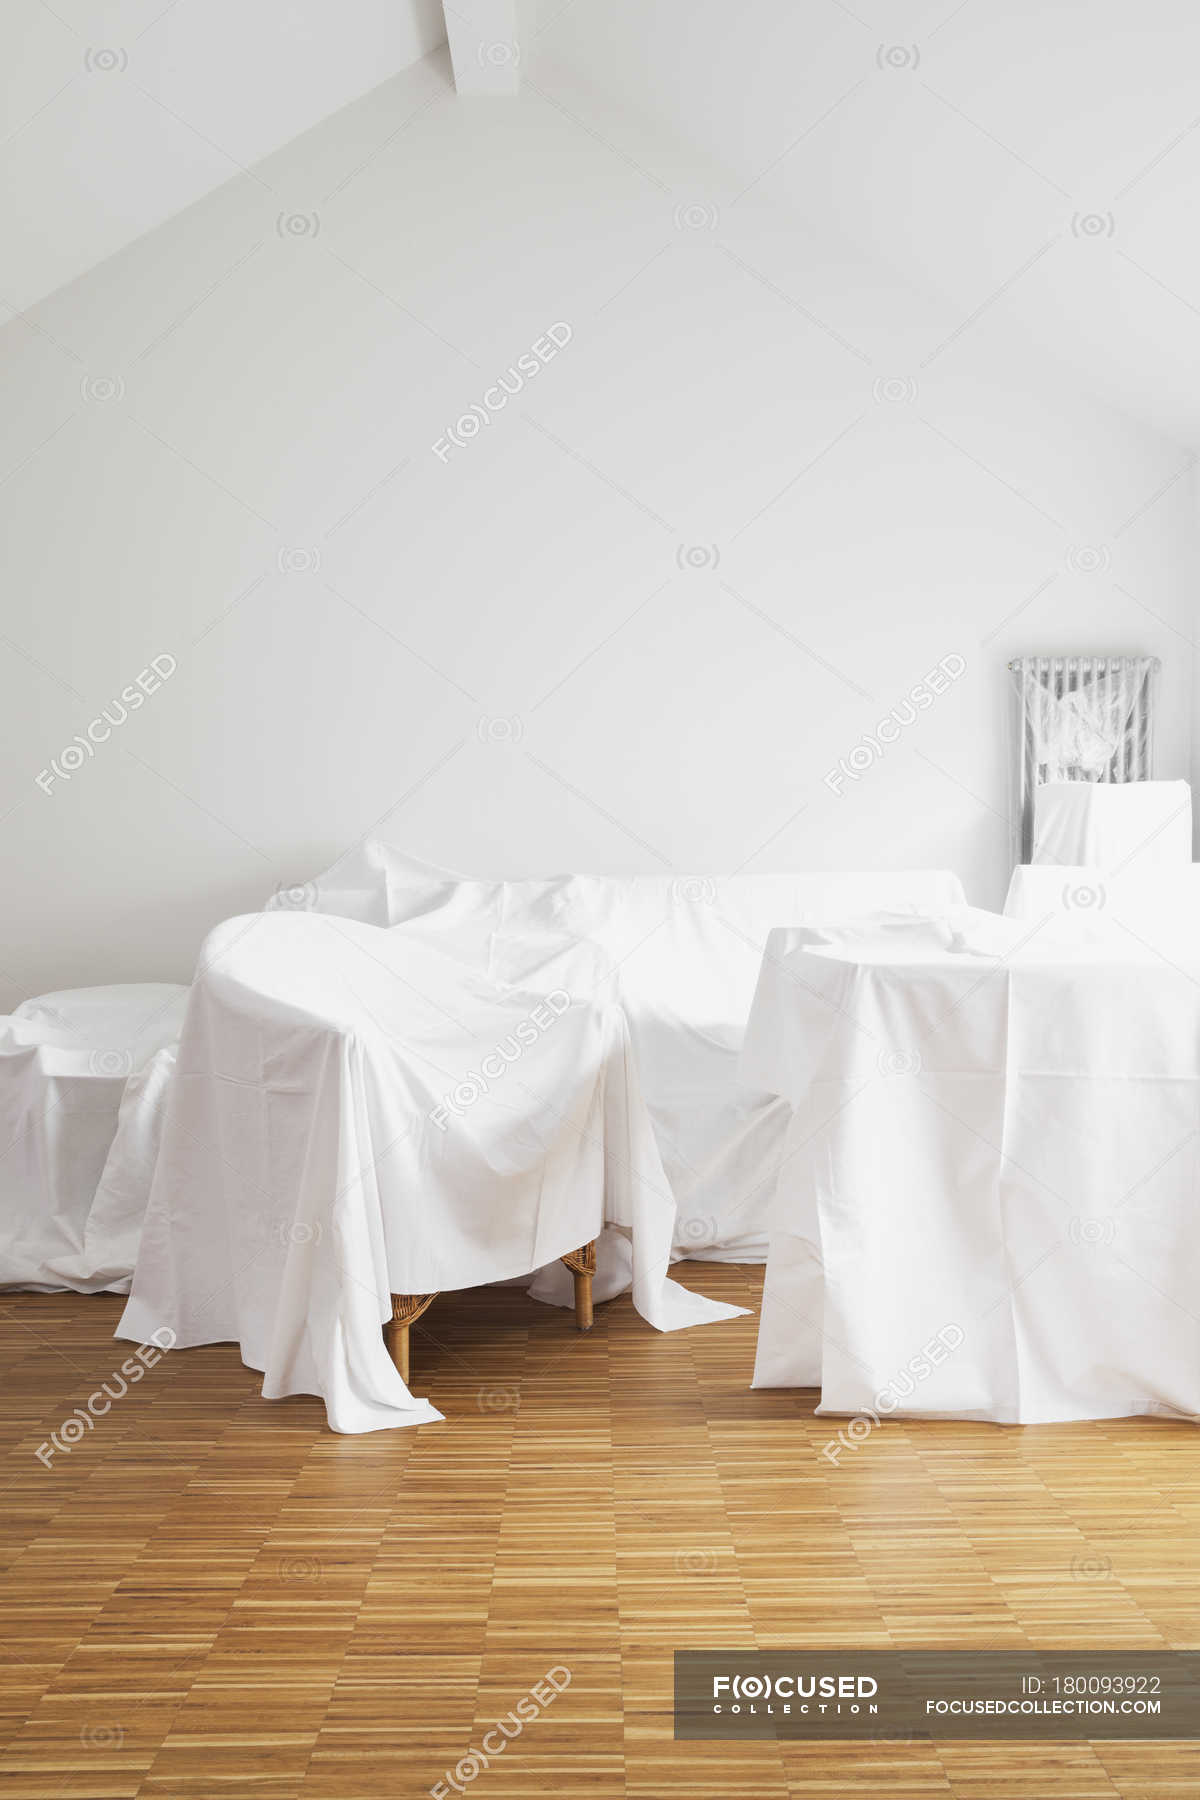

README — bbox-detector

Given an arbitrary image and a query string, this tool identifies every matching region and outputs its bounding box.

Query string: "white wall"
[0,48,1194,1003]
[0,0,445,310]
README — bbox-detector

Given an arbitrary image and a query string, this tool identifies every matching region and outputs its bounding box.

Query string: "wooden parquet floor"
[1,1264,1198,1799]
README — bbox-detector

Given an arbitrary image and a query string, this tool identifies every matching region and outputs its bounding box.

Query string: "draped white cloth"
[0,985,187,1292]
[1032,779,1191,870]
[1005,861,1200,940]
[0,857,967,1306]
[275,847,968,1261]
[116,911,744,1433]
[747,910,1200,1423]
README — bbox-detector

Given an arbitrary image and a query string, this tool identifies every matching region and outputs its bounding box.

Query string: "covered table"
[1031,778,1191,870]
[1005,861,1200,939]
[745,911,1200,1423]
[117,911,743,1433]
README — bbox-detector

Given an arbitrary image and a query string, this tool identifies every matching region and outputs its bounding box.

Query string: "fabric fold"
[117,911,743,1432]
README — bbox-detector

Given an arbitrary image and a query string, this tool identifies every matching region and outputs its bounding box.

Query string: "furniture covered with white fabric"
[1031,778,1191,869]
[277,845,968,1261]
[747,910,1200,1424]
[0,984,187,1292]
[116,911,745,1434]
[0,857,968,1302]
[1005,861,1200,939]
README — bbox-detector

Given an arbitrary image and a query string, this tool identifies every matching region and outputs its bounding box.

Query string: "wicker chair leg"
[560,1240,597,1332]
[385,1292,437,1384]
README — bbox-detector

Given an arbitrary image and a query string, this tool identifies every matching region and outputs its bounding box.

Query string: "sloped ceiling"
[531,0,1200,448]
[3,0,1198,443]
[0,0,445,312]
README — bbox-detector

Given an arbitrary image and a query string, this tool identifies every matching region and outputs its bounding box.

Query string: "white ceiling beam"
[441,0,532,95]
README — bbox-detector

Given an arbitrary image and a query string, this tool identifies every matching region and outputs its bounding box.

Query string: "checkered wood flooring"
[1,1265,1198,1799]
